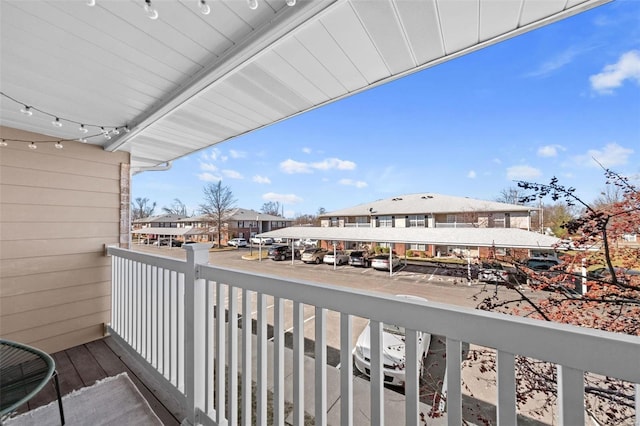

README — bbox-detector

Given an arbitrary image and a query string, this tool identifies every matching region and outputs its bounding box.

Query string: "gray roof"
[132,227,190,236]
[258,226,559,250]
[228,208,291,222]
[134,214,187,224]
[324,193,534,217]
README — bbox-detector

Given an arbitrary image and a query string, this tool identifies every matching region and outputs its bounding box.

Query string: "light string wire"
[0,92,129,148]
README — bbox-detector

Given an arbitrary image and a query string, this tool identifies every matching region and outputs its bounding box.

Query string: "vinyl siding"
[0,126,129,353]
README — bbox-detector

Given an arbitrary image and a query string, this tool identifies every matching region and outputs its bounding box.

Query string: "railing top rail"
[197,263,640,383]
[108,246,189,274]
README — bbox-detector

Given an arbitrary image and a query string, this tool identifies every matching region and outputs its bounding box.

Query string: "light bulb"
[111,128,120,135]
[53,118,63,127]
[29,142,37,150]
[145,0,159,19]
[123,126,131,133]
[104,133,112,140]
[55,141,64,149]
[199,0,210,15]
[87,0,96,6]
[21,106,33,116]
[286,0,296,5]
[79,137,88,143]
[247,0,258,10]
[79,124,88,133]
[0,140,7,147]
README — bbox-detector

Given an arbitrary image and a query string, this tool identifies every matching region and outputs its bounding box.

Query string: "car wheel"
[315,257,321,264]
[280,254,285,261]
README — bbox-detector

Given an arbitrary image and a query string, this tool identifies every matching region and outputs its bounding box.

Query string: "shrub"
[407,250,414,257]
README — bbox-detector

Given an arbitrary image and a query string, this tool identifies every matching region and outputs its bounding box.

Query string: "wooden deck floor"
[15,337,182,425]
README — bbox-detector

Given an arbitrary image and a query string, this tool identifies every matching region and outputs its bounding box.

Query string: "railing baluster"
[315,307,327,426]
[241,290,252,426]
[177,272,185,392]
[228,286,239,426]
[445,338,462,426]
[293,301,304,426]
[257,292,268,425]
[163,269,170,381]
[206,282,214,414]
[497,350,516,425]
[274,297,285,426]
[370,320,384,426]
[340,313,353,426]
[557,365,584,425]
[404,329,419,426]
[141,264,147,360]
[216,284,226,424]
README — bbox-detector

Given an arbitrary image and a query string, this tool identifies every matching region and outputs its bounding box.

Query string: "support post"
[183,244,210,425]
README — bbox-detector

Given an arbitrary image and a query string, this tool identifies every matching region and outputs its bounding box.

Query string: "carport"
[257,226,560,276]
[132,227,192,247]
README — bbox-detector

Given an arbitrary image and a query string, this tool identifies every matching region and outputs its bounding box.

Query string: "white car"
[354,295,431,387]
[227,238,247,247]
[371,254,402,271]
[250,237,273,245]
[323,250,350,265]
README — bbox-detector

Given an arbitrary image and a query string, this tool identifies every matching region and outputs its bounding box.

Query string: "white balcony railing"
[107,245,640,426]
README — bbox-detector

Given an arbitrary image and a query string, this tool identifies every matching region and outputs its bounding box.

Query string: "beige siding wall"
[0,126,129,353]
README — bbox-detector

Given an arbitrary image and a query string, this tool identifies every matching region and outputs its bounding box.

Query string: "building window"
[410,243,426,251]
[378,215,393,227]
[331,217,339,227]
[408,215,425,227]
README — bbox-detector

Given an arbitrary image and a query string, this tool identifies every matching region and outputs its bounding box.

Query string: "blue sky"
[133,0,640,218]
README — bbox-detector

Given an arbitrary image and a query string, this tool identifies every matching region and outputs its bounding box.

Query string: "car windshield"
[382,323,405,335]
[527,259,558,270]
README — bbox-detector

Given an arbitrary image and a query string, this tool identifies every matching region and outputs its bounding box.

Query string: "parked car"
[478,262,510,284]
[524,257,560,271]
[303,239,318,247]
[268,245,300,261]
[323,250,350,266]
[354,295,431,387]
[153,238,181,247]
[349,250,370,267]
[250,237,273,245]
[301,247,328,264]
[371,254,401,271]
[227,238,247,247]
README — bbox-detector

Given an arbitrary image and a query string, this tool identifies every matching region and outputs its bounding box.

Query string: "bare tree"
[261,201,281,216]
[199,181,236,247]
[162,198,188,216]
[495,186,525,205]
[131,197,156,221]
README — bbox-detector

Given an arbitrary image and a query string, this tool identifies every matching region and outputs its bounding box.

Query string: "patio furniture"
[0,339,65,425]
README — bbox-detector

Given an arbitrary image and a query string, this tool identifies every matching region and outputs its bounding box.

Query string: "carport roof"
[257,226,560,249]
[132,227,191,236]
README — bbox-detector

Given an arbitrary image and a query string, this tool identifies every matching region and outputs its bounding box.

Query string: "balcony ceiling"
[0,0,610,173]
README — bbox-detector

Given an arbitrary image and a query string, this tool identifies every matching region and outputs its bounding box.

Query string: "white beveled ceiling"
[0,0,610,173]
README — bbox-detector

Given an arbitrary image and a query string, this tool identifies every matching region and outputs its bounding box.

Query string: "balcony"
[18,245,637,425]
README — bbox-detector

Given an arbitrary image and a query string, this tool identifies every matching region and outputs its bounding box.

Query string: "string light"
[87,0,96,6]
[29,142,37,150]
[144,0,159,20]
[1,92,129,141]
[54,141,64,149]
[198,0,210,15]
[248,0,258,10]
[0,140,7,147]
[286,0,296,5]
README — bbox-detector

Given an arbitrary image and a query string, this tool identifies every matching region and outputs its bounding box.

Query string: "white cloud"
[229,149,246,159]
[203,147,228,162]
[339,178,368,188]
[253,175,271,184]
[279,157,357,174]
[199,162,217,172]
[537,145,565,157]
[506,165,542,180]
[492,158,502,165]
[197,172,221,182]
[262,192,303,204]
[573,142,634,168]
[222,169,243,179]
[302,147,312,154]
[590,50,640,94]
[311,158,356,171]
[280,159,312,174]
[526,46,586,78]
[467,170,476,179]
